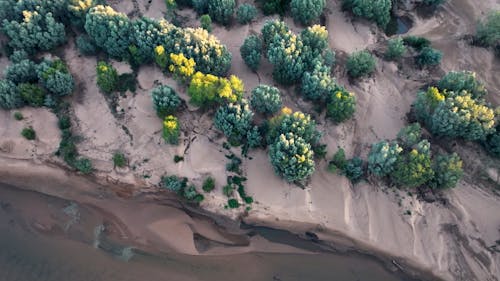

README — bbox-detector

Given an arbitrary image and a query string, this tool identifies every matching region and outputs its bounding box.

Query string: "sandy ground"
[1,0,500,280]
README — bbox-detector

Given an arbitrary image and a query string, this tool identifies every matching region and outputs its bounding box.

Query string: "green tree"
[112,152,127,168]
[96,61,118,94]
[151,85,181,118]
[269,132,315,182]
[368,141,402,177]
[300,60,334,101]
[346,50,376,78]
[475,11,500,47]
[0,80,22,109]
[161,175,187,193]
[328,147,347,173]
[343,157,364,183]
[326,86,356,123]
[75,158,93,174]
[18,83,45,107]
[250,85,282,116]
[200,14,212,32]
[484,126,500,158]
[76,35,98,56]
[342,0,392,28]
[437,71,487,99]
[415,47,442,67]
[85,5,132,60]
[431,153,463,189]
[214,100,254,145]
[9,50,29,63]
[402,36,431,51]
[21,126,36,140]
[290,0,326,26]
[391,140,434,188]
[261,20,290,48]
[267,30,306,84]
[385,37,407,60]
[236,4,257,24]
[37,59,74,97]
[202,177,216,192]
[240,35,263,71]
[207,0,235,25]
[257,0,290,16]
[4,59,38,84]
[397,123,422,148]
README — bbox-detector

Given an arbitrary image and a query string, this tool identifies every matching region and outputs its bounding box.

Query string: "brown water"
[0,183,423,281]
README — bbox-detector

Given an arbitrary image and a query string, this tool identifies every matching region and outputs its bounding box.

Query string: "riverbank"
[0,157,439,281]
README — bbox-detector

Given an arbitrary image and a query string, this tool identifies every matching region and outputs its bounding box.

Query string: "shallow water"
[0,183,420,281]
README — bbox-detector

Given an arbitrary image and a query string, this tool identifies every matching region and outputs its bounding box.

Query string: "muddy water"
[0,183,419,281]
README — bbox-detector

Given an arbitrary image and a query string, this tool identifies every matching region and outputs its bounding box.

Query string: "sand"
[1,0,500,280]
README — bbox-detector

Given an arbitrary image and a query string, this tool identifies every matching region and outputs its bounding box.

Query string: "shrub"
[342,0,392,28]
[169,53,196,81]
[391,140,434,188]
[300,60,334,101]
[402,36,431,51]
[300,25,329,60]
[475,11,500,47]
[237,4,257,24]
[129,17,174,65]
[385,37,407,60]
[85,5,132,59]
[154,45,168,70]
[112,152,127,168]
[367,141,402,177]
[0,79,23,109]
[21,127,36,140]
[183,185,198,200]
[2,10,66,53]
[257,0,290,16]
[13,112,23,120]
[415,47,442,67]
[174,155,184,162]
[214,100,254,145]
[240,35,263,71]
[431,153,463,189]
[4,59,38,84]
[328,147,347,173]
[223,184,234,197]
[151,85,181,118]
[346,50,376,78]
[163,115,180,145]
[207,0,235,25]
[290,0,326,26]
[246,126,263,149]
[268,109,321,146]
[202,177,216,192]
[117,73,137,93]
[200,14,212,32]
[484,126,500,158]
[18,83,45,107]
[37,59,74,97]
[437,71,487,99]
[269,132,315,182]
[188,73,244,106]
[76,35,98,56]
[343,157,364,183]
[250,85,282,115]
[261,20,289,47]
[326,86,356,123]
[75,158,93,174]
[161,175,187,193]
[96,61,118,94]
[267,31,307,85]
[397,123,422,148]
[227,198,240,208]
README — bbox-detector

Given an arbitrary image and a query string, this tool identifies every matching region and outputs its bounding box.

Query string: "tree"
[385,37,407,60]
[130,17,174,65]
[475,11,500,47]
[328,147,347,173]
[269,132,315,182]
[207,0,235,25]
[484,126,500,158]
[18,83,45,107]
[75,158,93,174]
[76,35,98,56]
[200,14,212,32]
[0,80,22,109]
[161,175,187,193]
[368,141,402,177]
[431,153,463,189]
[151,85,181,118]
[261,20,290,48]
[438,71,487,99]
[163,115,180,145]
[290,0,326,26]
[9,50,29,63]
[403,36,431,51]
[415,47,442,67]
[257,0,290,16]
[192,0,209,14]
[250,85,282,116]
[214,100,254,145]
[268,31,306,84]
[346,50,376,78]
[4,59,38,84]
[96,61,118,94]
[37,59,74,97]
[343,157,364,183]
[202,177,216,192]
[85,5,132,60]
[240,35,263,71]
[326,86,356,123]
[2,10,66,53]
[236,4,257,24]
[268,109,321,146]
[342,0,392,28]
[391,140,434,188]
[68,0,104,28]
[397,123,422,148]
[21,126,36,140]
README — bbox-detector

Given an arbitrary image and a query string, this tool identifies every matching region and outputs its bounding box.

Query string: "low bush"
[343,157,364,183]
[431,153,463,189]
[437,71,487,99]
[415,47,442,67]
[385,37,407,60]
[19,83,45,107]
[161,175,187,193]
[367,141,402,177]
[342,0,392,28]
[290,0,326,26]
[96,61,118,94]
[112,152,127,168]
[240,35,263,71]
[328,147,347,173]
[237,4,257,24]
[326,87,356,123]
[200,14,212,32]
[151,85,181,118]
[403,36,431,51]
[13,111,23,120]
[346,50,376,78]
[202,177,216,192]
[250,85,282,116]
[163,115,180,145]
[227,198,240,208]
[207,0,235,25]
[74,158,93,174]
[76,35,98,56]
[21,127,36,140]
[391,140,434,188]
[397,123,422,148]
[475,11,500,47]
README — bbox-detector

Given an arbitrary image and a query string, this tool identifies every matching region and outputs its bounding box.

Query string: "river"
[0,182,425,281]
